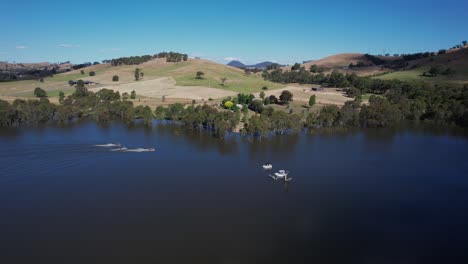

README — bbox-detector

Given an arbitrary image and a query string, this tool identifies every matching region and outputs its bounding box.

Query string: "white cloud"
[16,46,27,49]
[223,57,240,61]
[59,44,80,48]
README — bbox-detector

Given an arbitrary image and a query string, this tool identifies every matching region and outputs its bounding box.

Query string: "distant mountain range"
[227,60,278,69]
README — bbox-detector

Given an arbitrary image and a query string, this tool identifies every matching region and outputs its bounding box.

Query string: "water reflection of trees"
[246,134,301,161]
[154,123,239,155]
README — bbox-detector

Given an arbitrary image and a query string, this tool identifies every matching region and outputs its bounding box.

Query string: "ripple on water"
[0,143,120,184]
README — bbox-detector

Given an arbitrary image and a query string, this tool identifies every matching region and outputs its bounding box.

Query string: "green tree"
[221,77,227,86]
[196,71,205,79]
[130,90,136,99]
[360,96,401,127]
[34,87,47,98]
[308,95,316,107]
[269,95,278,104]
[244,115,269,136]
[80,70,85,75]
[135,68,141,81]
[68,80,75,86]
[74,80,88,97]
[291,63,301,71]
[97,89,120,101]
[337,100,360,127]
[154,106,166,120]
[309,64,319,73]
[122,92,129,100]
[112,75,119,82]
[135,105,153,126]
[317,105,340,127]
[248,100,264,114]
[279,90,293,105]
[429,65,443,76]
[305,112,318,128]
[89,71,96,76]
[59,91,65,103]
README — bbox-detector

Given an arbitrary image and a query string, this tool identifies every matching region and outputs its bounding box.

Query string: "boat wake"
[110,147,155,153]
[94,143,121,147]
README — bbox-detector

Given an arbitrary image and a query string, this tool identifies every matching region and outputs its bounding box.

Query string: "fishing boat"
[274,170,289,178]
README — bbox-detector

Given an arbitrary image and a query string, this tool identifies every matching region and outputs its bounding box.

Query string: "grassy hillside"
[285,53,398,76]
[0,59,284,97]
[375,47,468,84]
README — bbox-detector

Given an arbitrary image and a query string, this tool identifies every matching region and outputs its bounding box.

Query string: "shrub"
[309,95,316,106]
[89,71,96,76]
[224,101,234,109]
[112,75,119,82]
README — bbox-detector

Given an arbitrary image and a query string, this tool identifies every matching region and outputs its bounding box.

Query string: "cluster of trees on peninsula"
[103,52,188,66]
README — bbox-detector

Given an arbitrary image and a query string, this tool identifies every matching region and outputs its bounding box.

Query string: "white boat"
[95,143,121,147]
[262,163,273,170]
[274,170,289,178]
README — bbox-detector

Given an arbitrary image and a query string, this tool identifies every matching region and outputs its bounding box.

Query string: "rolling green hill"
[0,59,284,97]
[374,47,468,84]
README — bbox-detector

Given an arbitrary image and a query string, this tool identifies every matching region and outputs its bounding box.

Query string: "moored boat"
[262,162,273,170]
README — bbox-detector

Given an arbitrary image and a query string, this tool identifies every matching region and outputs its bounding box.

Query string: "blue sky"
[1,0,467,65]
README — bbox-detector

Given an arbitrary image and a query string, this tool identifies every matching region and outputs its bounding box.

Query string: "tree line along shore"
[0,74,467,138]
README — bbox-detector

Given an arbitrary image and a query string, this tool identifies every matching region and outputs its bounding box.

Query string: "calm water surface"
[1,122,468,263]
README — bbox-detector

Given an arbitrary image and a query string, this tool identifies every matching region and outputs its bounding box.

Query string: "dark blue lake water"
[1,122,468,263]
